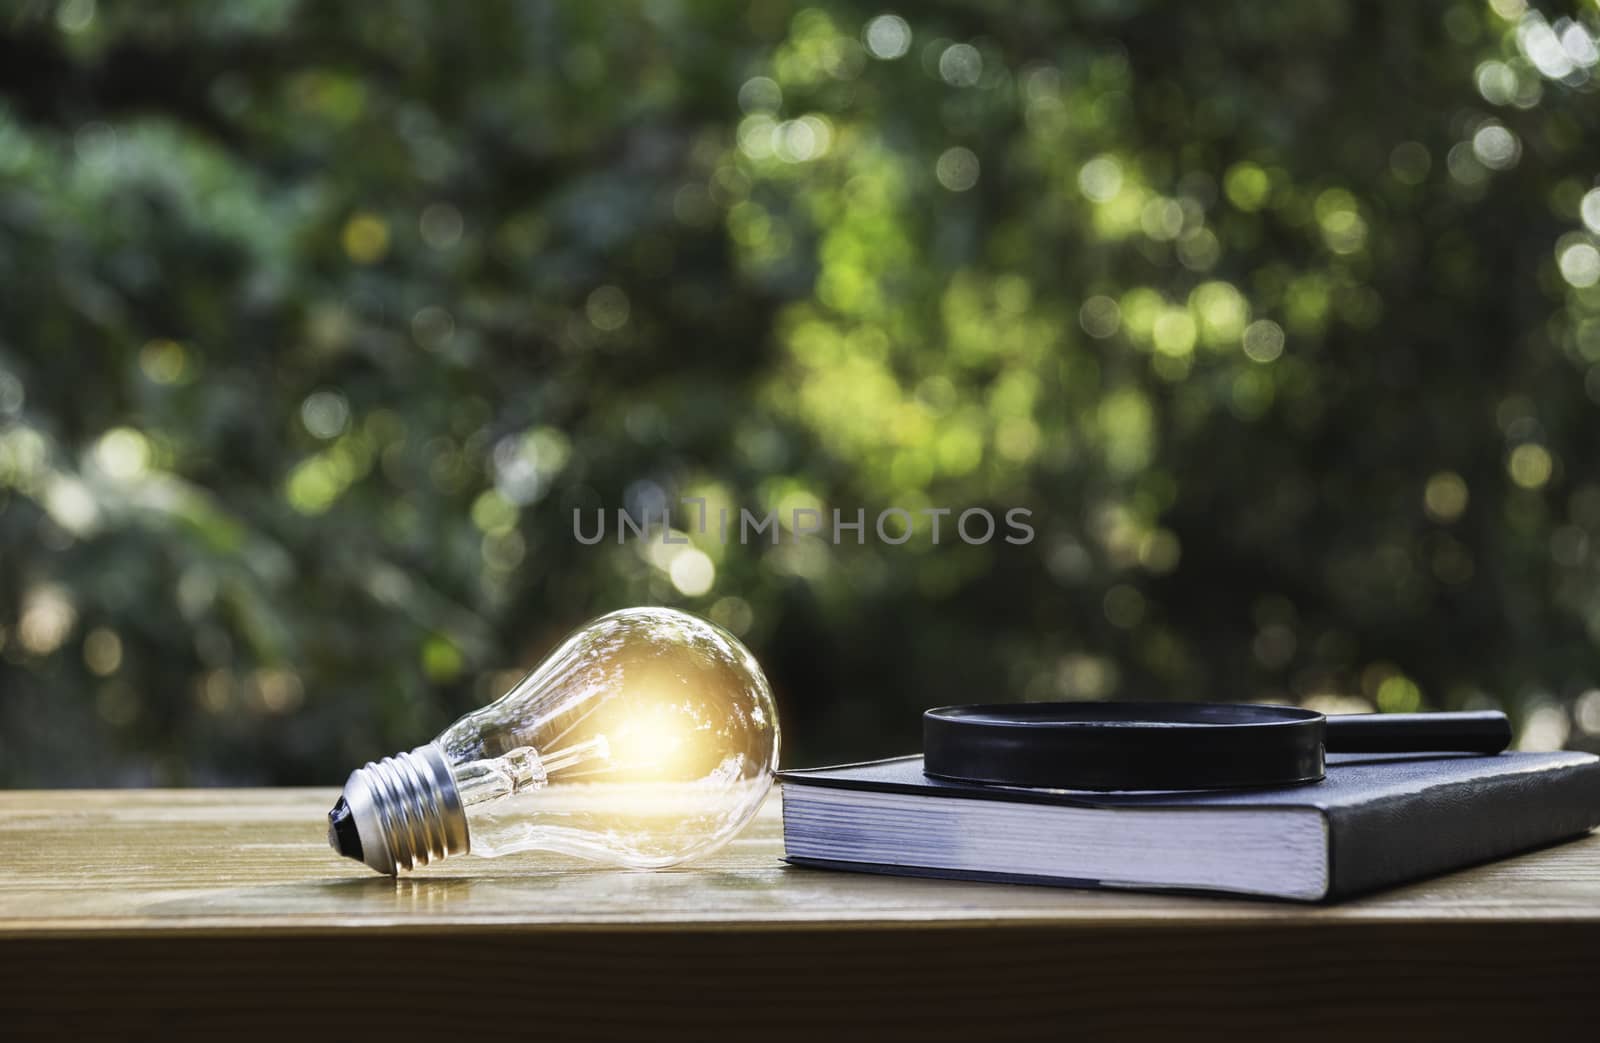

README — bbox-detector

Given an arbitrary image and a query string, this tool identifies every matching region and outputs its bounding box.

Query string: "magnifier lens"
[923,702,1511,792]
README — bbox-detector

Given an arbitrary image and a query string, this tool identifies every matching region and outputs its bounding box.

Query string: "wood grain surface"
[1,787,1596,1040]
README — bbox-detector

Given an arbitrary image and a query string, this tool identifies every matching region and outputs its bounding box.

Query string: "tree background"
[3,0,1600,785]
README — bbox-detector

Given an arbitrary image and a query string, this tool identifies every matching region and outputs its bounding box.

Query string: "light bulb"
[327,607,779,875]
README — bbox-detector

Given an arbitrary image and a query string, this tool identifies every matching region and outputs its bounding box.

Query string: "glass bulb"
[327,607,779,875]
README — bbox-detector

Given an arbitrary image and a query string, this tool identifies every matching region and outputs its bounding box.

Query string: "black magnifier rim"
[923,702,1328,791]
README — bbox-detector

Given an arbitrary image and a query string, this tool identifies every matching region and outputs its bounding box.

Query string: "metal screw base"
[329,743,470,875]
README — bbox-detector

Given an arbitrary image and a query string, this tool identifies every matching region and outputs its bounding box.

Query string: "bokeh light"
[3,2,1600,787]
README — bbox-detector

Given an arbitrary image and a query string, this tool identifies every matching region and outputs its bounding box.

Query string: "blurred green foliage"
[3,0,1600,785]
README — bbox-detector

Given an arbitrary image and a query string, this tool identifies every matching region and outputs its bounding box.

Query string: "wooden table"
[1,788,1595,1040]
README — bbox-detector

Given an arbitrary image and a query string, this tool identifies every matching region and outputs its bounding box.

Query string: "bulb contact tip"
[327,796,363,860]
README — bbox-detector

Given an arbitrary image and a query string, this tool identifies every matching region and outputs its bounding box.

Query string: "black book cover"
[779,750,1600,900]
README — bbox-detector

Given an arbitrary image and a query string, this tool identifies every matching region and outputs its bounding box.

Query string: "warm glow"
[607,705,691,775]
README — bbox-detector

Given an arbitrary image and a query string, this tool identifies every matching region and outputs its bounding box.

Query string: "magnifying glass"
[923,702,1513,791]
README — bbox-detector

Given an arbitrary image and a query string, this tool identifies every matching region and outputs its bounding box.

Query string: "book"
[778,750,1600,901]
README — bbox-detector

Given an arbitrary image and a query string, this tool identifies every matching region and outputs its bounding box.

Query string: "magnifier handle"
[1323,711,1512,755]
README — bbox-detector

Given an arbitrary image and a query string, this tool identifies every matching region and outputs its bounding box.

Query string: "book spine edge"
[1326,760,1600,900]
